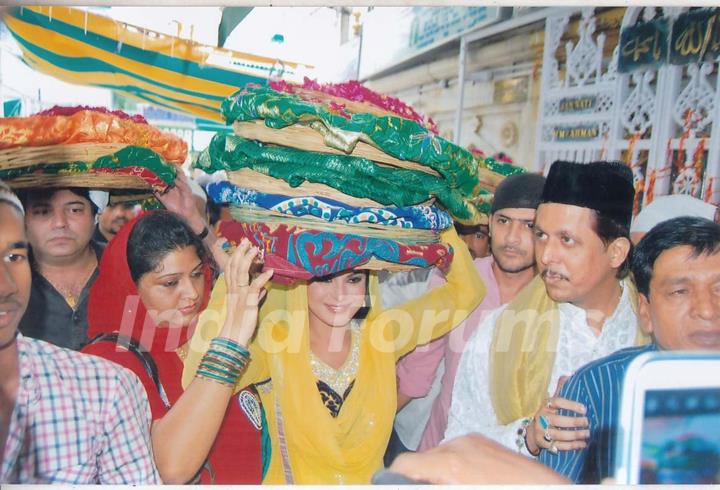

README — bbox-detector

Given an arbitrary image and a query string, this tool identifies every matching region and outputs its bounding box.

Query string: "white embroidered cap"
[631,194,717,234]
[89,190,109,213]
[0,180,24,215]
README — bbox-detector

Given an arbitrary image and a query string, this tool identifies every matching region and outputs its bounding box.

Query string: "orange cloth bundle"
[0,108,187,164]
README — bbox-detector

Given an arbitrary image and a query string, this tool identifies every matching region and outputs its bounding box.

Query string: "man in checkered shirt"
[0,181,160,484]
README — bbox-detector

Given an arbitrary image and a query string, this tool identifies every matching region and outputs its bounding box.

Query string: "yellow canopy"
[5,6,312,123]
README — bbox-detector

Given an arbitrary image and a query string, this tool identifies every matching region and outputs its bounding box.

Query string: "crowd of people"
[1,155,719,484]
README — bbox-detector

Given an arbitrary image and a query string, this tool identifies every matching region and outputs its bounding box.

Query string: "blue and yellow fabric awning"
[4,6,311,123]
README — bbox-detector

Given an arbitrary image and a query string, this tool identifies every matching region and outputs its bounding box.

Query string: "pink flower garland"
[36,105,148,125]
[468,144,514,165]
[271,77,438,134]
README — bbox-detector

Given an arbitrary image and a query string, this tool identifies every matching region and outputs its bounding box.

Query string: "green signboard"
[618,17,669,73]
[617,9,720,71]
[670,8,720,65]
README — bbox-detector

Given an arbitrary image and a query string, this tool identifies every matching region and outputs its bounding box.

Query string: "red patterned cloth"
[219,220,452,284]
[91,166,170,193]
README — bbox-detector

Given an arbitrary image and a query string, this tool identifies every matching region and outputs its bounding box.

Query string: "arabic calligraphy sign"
[619,17,669,73]
[617,9,720,71]
[670,8,720,65]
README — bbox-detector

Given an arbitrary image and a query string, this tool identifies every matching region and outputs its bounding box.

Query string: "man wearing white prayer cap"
[630,194,719,244]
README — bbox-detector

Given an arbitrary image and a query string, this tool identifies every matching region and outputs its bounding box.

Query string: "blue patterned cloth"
[207,181,452,231]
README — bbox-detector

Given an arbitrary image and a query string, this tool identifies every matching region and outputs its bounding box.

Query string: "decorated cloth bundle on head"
[182,81,491,484]
[0,106,186,206]
[195,81,523,282]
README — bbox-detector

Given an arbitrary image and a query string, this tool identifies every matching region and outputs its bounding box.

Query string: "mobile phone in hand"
[615,352,720,484]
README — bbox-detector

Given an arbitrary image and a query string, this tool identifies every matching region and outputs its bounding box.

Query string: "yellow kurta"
[183,228,484,483]
[489,275,651,425]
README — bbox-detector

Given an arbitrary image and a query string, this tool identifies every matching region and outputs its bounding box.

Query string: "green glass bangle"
[198,356,239,374]
[198,369,235,385]
[212,337,250,358]
[196,369,236,387]
[202,362,242,381]
[212,342,250,360]
[200,358,241,378]
[211,347,250,365]
[205,348,245,366]
[200,361,240,378]
[206,347,246,366]
[200,349,249,375]
[200,355,242,374]
[205,351,248,373]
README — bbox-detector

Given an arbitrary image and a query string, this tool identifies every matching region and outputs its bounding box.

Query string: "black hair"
[17,187,99,215]
[590,210,632,279]
[453,221,489,236]
[127,210,208,284]
[107,201,136,210]
[631,216,720,297]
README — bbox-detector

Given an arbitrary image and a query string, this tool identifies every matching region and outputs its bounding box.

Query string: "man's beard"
[495,259,535,274]
[493,247,535,274]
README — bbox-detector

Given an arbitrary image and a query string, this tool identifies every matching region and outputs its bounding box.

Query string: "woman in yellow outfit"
[183,227,484,483]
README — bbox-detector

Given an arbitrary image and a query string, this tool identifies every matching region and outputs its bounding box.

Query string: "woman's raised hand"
[155,171,207,235]
[220,238,273,347]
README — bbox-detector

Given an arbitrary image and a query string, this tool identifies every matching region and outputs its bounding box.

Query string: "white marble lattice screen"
[535,7,720,211]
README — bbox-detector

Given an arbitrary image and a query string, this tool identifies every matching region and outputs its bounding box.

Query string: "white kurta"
[444,283,638,455]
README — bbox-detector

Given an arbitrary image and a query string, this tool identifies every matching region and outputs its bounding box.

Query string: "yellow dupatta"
[183,227,485,483]
[489,275,650,425]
